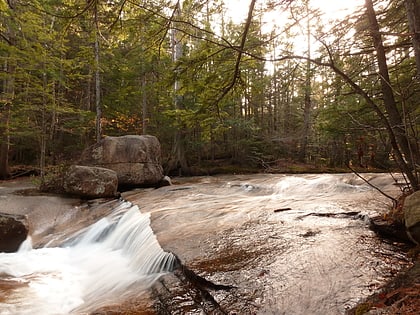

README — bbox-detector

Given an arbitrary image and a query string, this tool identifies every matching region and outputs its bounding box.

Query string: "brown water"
[0,173,411,315]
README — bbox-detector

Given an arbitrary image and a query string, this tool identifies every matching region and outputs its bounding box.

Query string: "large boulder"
[404,191,420,244]
[0,213,28,252]
[79,135,164,187]
[63,165,118,198]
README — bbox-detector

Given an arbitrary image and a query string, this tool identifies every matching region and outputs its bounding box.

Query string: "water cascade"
[0,200,176,315]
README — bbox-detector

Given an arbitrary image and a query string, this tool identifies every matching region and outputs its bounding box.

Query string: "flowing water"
[0,201,176,315]
[0,173,411,314]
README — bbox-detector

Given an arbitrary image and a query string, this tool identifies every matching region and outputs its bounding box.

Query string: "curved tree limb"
[211,0,257,119]
[347,164,398,207]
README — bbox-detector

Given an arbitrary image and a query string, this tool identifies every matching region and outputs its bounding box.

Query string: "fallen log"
[297,211,360,220]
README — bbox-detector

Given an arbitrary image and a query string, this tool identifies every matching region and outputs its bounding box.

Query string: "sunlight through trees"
[0,0,419,190]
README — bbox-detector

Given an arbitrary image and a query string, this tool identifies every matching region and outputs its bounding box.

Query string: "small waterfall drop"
[0,200,176,315]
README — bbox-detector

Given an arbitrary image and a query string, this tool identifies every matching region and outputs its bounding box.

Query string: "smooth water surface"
[126,173,409,314]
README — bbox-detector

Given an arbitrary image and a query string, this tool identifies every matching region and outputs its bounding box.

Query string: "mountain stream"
[0,173,411,314]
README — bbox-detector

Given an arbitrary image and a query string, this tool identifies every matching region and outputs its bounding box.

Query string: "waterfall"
[0,200,176,315]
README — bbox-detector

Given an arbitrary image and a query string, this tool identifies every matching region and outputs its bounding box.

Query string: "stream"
[0,173,411,314]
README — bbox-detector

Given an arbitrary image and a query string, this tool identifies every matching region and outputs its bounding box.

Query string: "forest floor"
[347,252,420,315]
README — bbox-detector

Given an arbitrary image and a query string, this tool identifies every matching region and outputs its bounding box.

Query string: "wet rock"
[156,175,172,188]
[369,215,411,243]
[0,213,28,252]
[79,135,164,187]
[404,191,420,244]
[63,165,118,199]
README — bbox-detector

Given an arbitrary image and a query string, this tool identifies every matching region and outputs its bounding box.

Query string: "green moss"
[355,302,372,315]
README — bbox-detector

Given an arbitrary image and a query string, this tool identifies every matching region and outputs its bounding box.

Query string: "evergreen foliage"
[0,0,419,189]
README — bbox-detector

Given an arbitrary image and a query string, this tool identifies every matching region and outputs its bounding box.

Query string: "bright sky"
[312,0,365,18]
[227,0,365,24]
[225,0,365,57]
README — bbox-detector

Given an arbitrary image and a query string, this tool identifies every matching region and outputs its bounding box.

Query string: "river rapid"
[0,173,411,314]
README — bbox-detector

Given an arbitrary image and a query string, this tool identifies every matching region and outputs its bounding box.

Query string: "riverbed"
[125,173,410,314]
[0,173,412,314]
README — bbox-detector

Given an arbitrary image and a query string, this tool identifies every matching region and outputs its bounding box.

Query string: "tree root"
[171,252,236,291]
[153,252,236,314]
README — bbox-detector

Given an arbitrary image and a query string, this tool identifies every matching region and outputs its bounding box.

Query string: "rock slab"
[404,190,420,244]
[79,135,164,187]
[63,165,118,198]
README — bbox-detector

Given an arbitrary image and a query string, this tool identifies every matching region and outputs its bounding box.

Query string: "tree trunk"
[141,76,148,135]
[40,62,47,179]
[0,102,11,179]
[94,5,102,143]
[166,1,190,175]
[405,0,420,76]
[0,19,16,179]
[299,0,312,163]
[365,0,419,190]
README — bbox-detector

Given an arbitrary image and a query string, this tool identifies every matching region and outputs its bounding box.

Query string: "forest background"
[0,0,419,191]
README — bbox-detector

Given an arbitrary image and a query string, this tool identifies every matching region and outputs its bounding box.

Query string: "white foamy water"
[0,201,175,315]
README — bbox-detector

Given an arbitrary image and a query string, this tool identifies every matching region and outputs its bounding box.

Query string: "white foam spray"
[0,201,175,315]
